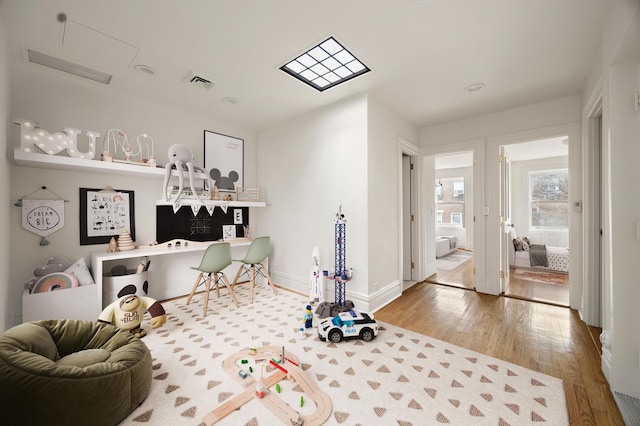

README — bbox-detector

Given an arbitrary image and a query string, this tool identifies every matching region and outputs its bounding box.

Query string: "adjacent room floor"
[426,250,569,307]
[427,249,474,290]
[504,267,569,307]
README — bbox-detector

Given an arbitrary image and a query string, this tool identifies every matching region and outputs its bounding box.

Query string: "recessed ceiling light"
[134,64,158,76]
[465,83,485,92]
[222,97,239,106]
[280,36,370,92]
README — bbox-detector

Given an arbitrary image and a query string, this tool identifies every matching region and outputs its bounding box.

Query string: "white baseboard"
[270,270,403,314]
[602,347,613,384]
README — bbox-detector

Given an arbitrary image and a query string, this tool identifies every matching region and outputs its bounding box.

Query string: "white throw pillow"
[64,257,95,286]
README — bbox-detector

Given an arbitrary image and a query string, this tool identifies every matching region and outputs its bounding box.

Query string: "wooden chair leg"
[186,272,203,305]
[261,265,278,295]
[249,266,256,304]
[221,273,240,308]
[214,273,221,298]
[203,275,212,317]
[230,264,244,288]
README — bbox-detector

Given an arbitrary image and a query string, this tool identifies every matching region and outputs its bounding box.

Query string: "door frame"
[486,123,582,306]
[498,146,512,294]
[420,138,485,293]
[581,78,603,326]
[398,138,420,287]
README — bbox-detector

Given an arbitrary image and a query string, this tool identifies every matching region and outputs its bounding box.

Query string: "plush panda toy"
[98,294,166,338]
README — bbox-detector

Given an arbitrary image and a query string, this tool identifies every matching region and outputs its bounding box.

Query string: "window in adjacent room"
[529,169,569,228]
[435,176,465,227]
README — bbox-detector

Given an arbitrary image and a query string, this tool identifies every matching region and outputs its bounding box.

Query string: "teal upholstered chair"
[230,236,278,303]
[187,242,239,316]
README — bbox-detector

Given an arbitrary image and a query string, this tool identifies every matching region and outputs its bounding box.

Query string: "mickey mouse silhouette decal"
[209,168,239,190]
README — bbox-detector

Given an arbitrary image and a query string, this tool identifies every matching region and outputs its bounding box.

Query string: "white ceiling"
[1,0,612,132]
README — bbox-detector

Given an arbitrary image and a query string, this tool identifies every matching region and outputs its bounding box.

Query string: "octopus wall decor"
[162,144,212,203]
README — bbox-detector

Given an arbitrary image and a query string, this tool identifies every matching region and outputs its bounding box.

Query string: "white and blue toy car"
[317,310,378,343]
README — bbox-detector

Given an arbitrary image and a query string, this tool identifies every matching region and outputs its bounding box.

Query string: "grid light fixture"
[280,36,370,92]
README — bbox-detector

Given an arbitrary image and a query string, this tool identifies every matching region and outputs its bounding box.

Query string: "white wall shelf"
[155,199,266,208]
[13,151,265,207]
[13,149,207,179]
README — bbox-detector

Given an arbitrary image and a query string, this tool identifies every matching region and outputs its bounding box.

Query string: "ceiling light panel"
[281,37,370,92]
[27,49,112,84]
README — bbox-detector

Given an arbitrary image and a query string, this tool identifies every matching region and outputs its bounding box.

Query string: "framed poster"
[79,188,135,245]
[204,131,244,192]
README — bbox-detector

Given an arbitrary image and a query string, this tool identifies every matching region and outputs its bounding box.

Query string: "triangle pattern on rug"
[121,284,569,425]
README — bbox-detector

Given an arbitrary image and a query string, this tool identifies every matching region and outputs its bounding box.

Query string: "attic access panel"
[280,37,370,92]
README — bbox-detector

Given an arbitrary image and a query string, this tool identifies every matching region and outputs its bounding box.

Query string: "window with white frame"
[451,212,463,225]
[529,169,569,228]
[435,176,465,227]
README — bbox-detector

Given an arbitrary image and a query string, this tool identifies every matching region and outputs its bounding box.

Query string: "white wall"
[6,61,256,329]
[606,59,640,398]
[419,96,582,296]
[0,7,12,331]
[256,95,369,305]
[367,96,418,307]
[420,95,582,146]
[255,94,417,312]
[594,0,640,399]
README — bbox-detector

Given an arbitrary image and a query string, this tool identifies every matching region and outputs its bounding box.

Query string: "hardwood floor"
[376,281,623,425]
[427,254,570,307]
[505,267,570,307]
[427,251,475,289]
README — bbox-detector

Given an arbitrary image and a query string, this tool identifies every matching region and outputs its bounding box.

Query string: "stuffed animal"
[98,295,166,338]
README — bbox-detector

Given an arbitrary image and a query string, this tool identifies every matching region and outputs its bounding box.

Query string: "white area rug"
[122,284,569,425]
[436,250,473,271]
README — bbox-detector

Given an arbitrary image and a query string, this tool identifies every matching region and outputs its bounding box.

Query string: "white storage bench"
[22,285,99,322]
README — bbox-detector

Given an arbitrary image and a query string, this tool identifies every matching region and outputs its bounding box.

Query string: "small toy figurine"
[303,304,313,329]
[98,294,166,338]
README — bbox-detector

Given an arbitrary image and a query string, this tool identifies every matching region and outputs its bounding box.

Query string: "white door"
[499,146,512,293]
[402,155,413,280]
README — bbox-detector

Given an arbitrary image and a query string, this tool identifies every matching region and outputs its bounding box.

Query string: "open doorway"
[501,137,570,306]
[427,151,474,289]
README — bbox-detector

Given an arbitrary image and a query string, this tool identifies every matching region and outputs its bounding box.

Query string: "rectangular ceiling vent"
[183,71,216,90]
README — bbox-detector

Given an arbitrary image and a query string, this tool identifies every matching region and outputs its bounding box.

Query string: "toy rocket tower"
[333,208,348,306]
[315,207,355,318]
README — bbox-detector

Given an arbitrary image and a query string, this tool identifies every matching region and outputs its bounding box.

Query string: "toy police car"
[317,310,378,343]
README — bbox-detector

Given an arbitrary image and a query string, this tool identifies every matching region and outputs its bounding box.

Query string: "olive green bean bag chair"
[0,319,152,426]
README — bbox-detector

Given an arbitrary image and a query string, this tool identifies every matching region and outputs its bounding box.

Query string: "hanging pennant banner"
[191,204,201,216]
[218,202,228,214]
[172,202,182,214]
[22,199,65,238]
[205,205,215,216]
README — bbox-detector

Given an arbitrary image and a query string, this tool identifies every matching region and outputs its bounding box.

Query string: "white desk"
[23,240,253,323]
[91,240,252,312]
